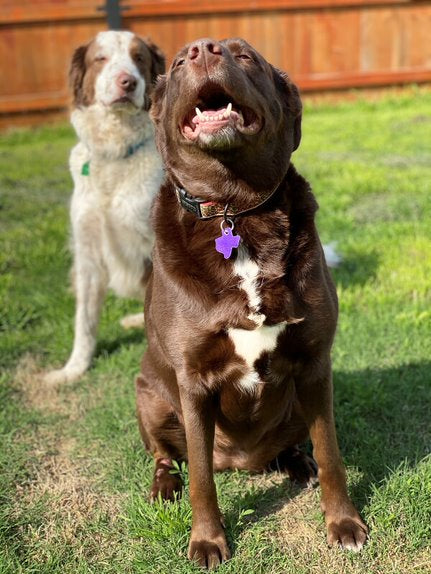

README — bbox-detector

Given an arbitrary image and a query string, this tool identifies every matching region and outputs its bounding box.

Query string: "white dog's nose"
[116,72,137,93]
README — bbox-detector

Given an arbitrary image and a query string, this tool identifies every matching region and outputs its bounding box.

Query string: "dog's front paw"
[327,515,368,552]
[188,528,231,569]
[120,312,145,329]
[43,366,85,385]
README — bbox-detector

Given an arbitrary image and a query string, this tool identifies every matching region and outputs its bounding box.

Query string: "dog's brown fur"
[137,37,367,568]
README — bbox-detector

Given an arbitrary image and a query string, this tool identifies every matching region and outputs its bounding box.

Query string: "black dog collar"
[175,184,279,220]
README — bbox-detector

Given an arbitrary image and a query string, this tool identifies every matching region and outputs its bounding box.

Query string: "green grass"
[1,88,431,573]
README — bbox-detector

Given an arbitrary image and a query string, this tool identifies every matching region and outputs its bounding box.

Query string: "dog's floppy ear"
[149,74,168,124]
[144,38,166,84]
[271,67,302,151]
[69,44,89,106]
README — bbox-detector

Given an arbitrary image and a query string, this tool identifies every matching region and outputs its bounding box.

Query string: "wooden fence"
[1,0,431,127]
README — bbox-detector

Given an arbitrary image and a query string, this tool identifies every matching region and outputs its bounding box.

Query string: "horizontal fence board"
[0,1,103,25]
[130,4,431,79]
[296,68,431,90]
[0,1,416,24]
[1,0,431,124]
[125,0,415,18]
[0,94,68,113]
[0,20,107,99]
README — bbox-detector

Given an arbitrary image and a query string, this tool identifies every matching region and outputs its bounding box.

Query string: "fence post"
[98,0,130,30]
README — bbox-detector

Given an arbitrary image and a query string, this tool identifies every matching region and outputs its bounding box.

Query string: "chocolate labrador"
[136,37,367,568]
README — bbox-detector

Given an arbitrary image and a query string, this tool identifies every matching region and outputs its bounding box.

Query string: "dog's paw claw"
[188,535,231,570]
[327,517,368,552]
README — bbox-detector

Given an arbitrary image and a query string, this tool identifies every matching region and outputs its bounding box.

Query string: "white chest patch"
[229,247,286,391]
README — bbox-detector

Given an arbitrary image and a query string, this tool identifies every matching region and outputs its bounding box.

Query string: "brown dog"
[136,37,367,568]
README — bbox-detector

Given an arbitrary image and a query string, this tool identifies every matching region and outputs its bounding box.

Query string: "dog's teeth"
[195,107,204,120]
[226,102,232,117]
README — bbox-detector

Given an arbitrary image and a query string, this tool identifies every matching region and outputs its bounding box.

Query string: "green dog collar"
[81,140,146,177]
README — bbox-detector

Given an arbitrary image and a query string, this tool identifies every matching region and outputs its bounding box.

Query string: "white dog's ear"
[271,67,302,151]
[149,74,167,124]
[140,38,165,111]
[144,38,166,84]
[69,44,89,106]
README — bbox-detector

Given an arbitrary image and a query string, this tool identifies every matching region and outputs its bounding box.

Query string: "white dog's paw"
[43,366,86,385]
[323,242,342,268]
[120,312,145,329]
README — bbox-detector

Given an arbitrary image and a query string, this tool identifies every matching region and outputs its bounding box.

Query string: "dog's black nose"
[117,72,137,93]
[187,39,223,64]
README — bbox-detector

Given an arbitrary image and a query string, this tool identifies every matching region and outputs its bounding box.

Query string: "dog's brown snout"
[117,72,137,93]
[187,39,223,65]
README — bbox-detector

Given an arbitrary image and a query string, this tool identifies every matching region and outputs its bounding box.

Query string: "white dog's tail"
[323,243,342,268]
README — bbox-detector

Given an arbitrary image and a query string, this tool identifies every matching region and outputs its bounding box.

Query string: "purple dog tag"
[215,225,241,259]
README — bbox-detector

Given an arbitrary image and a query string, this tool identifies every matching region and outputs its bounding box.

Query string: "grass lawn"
[1,88,430,574]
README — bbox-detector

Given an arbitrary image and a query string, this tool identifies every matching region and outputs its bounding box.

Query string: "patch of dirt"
[14,427,126,568]
[409,550,431,573]
[14,354,85,420]
[274,492,431,574]
[12,355,127,564]
[18,428,121,529]
[276,488,323,545]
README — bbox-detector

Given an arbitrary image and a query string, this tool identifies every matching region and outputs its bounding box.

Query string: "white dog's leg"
[120,312,145,329]
[45,260,107,384]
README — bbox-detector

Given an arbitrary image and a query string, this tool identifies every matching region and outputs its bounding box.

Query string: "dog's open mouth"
[181,87,261,141]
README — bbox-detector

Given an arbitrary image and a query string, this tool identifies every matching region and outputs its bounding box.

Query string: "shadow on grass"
[332,250,379,288]
[223,474,312,554]
[95,329,145,358]
[334,361,431,508]
[222,361,430,546]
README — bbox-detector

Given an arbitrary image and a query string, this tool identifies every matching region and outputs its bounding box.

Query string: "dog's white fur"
[45,32,163,384]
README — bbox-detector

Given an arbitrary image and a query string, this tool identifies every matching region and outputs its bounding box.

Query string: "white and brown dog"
[45,31,165,384]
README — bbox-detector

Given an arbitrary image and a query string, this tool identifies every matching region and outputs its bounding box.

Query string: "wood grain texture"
[1,1,431,123]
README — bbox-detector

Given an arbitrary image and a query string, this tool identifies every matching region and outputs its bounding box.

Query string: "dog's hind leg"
[268,445,318,487]
[119,258,151,330]
[136,366,186,501]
